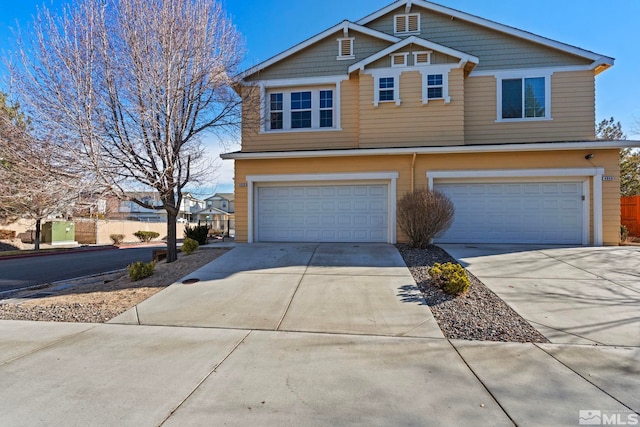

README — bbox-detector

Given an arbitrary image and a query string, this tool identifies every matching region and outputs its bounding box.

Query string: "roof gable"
[240,21,400,80]
[357,0,612,71]
[348,35,478,73]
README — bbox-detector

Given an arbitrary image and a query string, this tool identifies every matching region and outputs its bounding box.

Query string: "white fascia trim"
[356,0,613,65]
[254,75,348,88]
[247,172,399,183]
[349,35,478,73]
[470,64,600,78]
[238,21,400,80]
[426,168,604,246]
[220,140,640,160]
[247,172,399,244]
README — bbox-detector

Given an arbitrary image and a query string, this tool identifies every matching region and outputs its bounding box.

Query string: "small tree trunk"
[34,218,41,251]
[166,211,178,263]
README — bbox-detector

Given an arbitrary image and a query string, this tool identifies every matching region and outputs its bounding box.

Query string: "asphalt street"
[0,246,163,293]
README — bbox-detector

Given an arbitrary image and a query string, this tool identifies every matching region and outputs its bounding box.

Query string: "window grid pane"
[427,74,443,86]
[291,92,311,110]
[320,90,333,109]
[502,79,523,119]
[379,77,394,89]
[270,93,283,111]
[291,111,312,128]
[427,87,443,99]
[320,110,333,128]
[524,77,545,118]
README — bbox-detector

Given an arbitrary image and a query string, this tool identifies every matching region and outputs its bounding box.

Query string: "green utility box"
[42,221,76,245]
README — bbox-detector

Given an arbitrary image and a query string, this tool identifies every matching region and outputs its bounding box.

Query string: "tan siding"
[464,70,595,145]
[359,69,465,148]
[365,6,594,71]
[233,150,618,245]
[241,79,359,152]
[245,32,393,81]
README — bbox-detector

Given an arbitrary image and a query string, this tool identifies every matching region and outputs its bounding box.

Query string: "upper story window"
[337,38,354,60]
[267,88,335,131]
[379,77,395,102]
[394,13,420,35]
[497,74,550,121]
[426,74,443,99]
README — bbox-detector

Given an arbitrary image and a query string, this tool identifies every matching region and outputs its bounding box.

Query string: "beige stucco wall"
[233,148,620,245]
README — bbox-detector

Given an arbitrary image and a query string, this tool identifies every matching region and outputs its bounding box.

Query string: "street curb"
[0,245,118,261]
[0,269,127,297]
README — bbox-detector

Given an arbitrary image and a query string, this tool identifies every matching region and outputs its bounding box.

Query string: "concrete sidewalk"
[1,320,637,426]
[1,243,638,426]
[441,244,640,346]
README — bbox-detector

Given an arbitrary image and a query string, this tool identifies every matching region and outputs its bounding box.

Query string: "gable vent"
[394,13,420,34]
[341,39,353,57]
[414,51,431,65]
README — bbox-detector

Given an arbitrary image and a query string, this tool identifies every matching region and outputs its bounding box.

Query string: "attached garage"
[434,181,586,244]
[247,172,399,243]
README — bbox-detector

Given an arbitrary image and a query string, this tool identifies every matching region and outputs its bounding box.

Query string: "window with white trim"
[337,37,354,60]
[391,53,408,67]
[497,75,550,120]
[426,74,443,99]
[394,13,420,34]
[266,88,336,131]
[379,77,395,102]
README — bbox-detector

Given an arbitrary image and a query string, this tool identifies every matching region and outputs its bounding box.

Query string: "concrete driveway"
[111,243,443,338]
[441,244,640,346]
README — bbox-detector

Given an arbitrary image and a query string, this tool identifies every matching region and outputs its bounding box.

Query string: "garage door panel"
[435,181,584,244]
[257,184,388,242]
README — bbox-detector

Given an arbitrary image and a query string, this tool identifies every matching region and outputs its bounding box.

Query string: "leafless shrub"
[397,189,455,248]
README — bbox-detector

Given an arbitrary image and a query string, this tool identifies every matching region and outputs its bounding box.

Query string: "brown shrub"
[397,189,455,248]
[0,229,16,239]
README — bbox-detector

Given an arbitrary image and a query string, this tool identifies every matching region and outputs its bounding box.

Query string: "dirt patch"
[0,248,229,323]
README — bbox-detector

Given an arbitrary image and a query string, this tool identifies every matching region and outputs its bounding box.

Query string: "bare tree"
[0,95,86,250]
[11,0,244,262]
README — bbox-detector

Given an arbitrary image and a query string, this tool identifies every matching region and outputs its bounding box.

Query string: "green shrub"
[621,225,629,242]
[110,234,125,245]
[181,238,199,255]
[428,262,470,295]
[133,230,160,243]
[127,261,155,281]
[184,225,209,245]
[397,189,455,248]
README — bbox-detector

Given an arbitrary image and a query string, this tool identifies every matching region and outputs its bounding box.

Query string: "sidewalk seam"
[533,343,639,414]
[158,329,253,427]
[275,244,320,331]
[447,340,518,427]
[0,325,98,367]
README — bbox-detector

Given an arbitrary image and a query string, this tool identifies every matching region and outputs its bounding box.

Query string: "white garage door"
[435,181,584,244]
[257,184,388,242]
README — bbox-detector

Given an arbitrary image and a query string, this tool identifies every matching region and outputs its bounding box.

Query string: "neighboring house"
[106,192,205,222]
[195,193,235,233]
[222,0,638,245]
[204,193,235,213]
[179,192,206,222]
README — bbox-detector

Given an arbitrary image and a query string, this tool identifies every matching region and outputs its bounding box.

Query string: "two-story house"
[222,0,636,246]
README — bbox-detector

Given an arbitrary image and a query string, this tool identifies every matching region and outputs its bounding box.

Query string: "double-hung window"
[266,88,335,131]
[426,74,443,100]
[379,77,395,102]
[500,76,548,120]
[291,91,312,128]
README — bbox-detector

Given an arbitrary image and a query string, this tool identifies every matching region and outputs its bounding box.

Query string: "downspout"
[410,152,417,192]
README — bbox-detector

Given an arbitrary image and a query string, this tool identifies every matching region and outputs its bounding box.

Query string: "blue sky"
[1,0,639,194]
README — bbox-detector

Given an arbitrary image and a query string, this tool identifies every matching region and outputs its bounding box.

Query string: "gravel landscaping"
[397,244,549,343]
[0,248,228,323]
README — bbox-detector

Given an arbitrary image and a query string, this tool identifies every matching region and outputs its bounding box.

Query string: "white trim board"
[426,168,604,246]
[221,140,639,160]
[246,172,399,244]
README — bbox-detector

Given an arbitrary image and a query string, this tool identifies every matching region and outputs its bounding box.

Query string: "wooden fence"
[621,196,640,236]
